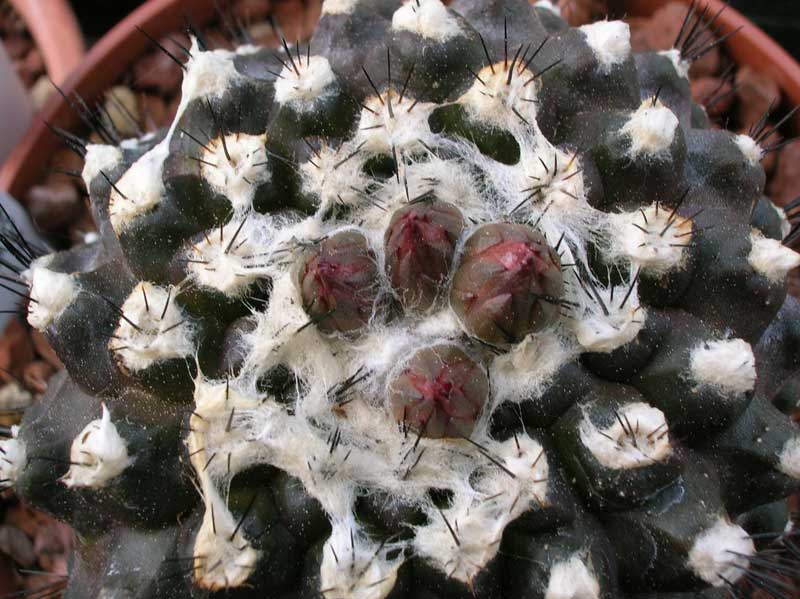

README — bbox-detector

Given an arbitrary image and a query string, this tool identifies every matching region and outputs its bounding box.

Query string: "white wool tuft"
[200,133,270,212]
[580,402,671,469]
[606,202,692,275]
[659,49,690,79]
[181,39,240,104]
[458,62,539,129]
[0,426,25,485]
[748,230,800,283]
[24,259,78,330]
[356,90,436,155]
[534,0,561,14]
[689,338,756,395]
[321,0,360,15]
[734,133,764,165]
[61,404,130,488]
[81,144,123,188]
[111,282,196,372]
[570,278,646,354]
[545,556,601,599]
[778,436,800,479]
[319,520,404,599]
[580,21,631,72]
[687,518,754,586]
[621,100,679,157]
[108,143,168,233]
[392,0,461,42]
[274,55,336,106]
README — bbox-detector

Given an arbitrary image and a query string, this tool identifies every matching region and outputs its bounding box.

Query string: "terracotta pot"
[9,0,85,85]
[1,0,799,200]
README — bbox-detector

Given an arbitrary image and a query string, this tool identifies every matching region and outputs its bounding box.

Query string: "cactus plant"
[3,1,800,597]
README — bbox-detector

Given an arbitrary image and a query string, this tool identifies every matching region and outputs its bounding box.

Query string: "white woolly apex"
[514,145,588,223]
[392,0,461,42]
[489,332,573,404]
[607,201,693,275]
[356,88,434,155]
[192,376,261,424]
[579,402,671,470]
[81,144,123,189]
[108,143,168,233]
[274,55,336,106]
[482,434,550,508]
[319,520,404,599]
[534,0,561,14]
[689,338,756,395]
[181,38,240,105]
[545,556,601,599]
[687,518,755,586]
[659,49,690,79]
[778,436,800,479]
[621,99,679,158]
[580,21,631,72]
[300,139,370,215]
[200,132,271,212]
[571,276,646,354]
[458,61,539,129]
[184,216,265,297]
[0,426,25,486]
[61,403,131,488]
[775,201,793,240]
[321,0,359,15]
[111,281,196,373]
[734,133,764,165]
[192,487,259,591]
[748,230,800,283]
[23,258,78,330]
[414,492,508,585]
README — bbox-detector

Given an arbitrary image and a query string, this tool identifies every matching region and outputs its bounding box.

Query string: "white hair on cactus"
[689,338,756,395]
[356,89,435,155]
[274,55,337,106]
[458,61,539,129]
[391,0,461,42]
[773,201,792,239]
[748,230,800,283]
[778,436,800,479]
[180,39,240,105]
[61,403,130,488]
[580,21,631,72]
[184,214,273,297]
[319,519,404,599]
[490,332,574,405]
[111,282,196,373]
[300,139,370,216]
[545,556,601,599]
[0,426,25,486]
[659,49,690,79]
[477,434,550,509]
[108,143,168,233]
[570,273,646,354]
[687,518,755,586]
[200,133,271,212]
[534,0,561,14]
[734,133,764,165]
[321,0,360,15]
[579,402,671,469]
[621,99,679,158]
[81,143,123,189]
[24,258,78,330]
[605,202,692,275]
[192,485,259,590]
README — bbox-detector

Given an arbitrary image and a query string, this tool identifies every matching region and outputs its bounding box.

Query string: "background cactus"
[2,0,800,597]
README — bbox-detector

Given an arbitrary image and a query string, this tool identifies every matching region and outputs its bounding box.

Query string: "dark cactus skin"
[5,1,800,598]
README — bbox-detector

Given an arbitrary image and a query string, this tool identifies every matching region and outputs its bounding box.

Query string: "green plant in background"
[3,0,800,597]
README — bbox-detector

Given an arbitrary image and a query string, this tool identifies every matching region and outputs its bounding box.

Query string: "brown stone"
[627,17,651,53]
[735,65,781,131]
[31,329,62,369]
[26,182,81,232]
[139,93,169,132]
[22,360,54,395]
[691,76,734,118]
[0,319,33,383]
[133,45,183,95]
[233,0,272,24]
[768,143,800,208]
